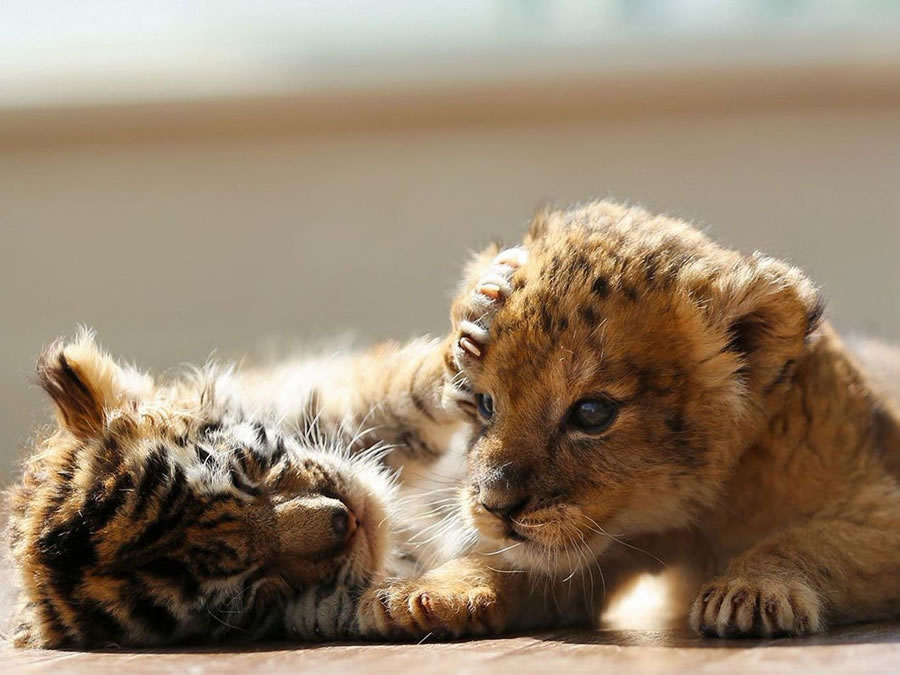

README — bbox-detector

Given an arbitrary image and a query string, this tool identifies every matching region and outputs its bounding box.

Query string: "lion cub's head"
[453,201,822,575]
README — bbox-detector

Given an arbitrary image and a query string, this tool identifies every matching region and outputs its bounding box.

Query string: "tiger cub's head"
[453,201,822,576]
[9,331,395,648]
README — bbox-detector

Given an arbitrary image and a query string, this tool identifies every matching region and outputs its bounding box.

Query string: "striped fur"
[8,331,471,648]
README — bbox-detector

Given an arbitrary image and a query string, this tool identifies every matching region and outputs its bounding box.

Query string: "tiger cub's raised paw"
[356,576,506,640]
[442,246,527,418]
[452,246,527,367]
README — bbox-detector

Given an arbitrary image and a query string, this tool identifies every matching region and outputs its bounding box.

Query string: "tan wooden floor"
[3,622,899,674]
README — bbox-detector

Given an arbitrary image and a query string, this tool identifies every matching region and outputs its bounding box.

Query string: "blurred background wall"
[2,1,900,482]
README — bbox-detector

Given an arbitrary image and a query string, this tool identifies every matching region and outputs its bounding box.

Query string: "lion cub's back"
[850,337,900,477]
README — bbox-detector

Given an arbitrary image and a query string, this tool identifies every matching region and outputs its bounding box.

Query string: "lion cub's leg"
[357,552,601,639]
[690,481,900,637]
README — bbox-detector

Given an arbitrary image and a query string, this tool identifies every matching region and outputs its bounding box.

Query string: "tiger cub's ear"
[36,331,153,439]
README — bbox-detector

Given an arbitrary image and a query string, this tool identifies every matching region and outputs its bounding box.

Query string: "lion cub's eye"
[569,398,618,433]
[475,393,495,420]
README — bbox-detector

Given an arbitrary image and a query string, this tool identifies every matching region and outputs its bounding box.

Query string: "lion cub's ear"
[37,331,153,439]
[704,254,824,394]
[524,206,552,244]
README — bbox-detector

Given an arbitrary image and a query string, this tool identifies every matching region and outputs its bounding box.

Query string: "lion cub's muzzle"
[473,464,535,539]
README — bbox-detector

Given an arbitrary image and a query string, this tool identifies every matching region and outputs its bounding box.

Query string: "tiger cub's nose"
[275,494,358,558]
[330,503,357,539]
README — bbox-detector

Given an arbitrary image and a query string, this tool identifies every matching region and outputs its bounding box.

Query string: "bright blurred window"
[3,1,900,107]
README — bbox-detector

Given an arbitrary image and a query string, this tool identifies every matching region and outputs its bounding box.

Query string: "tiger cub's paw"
[451,247,527,368]
[442,246,527,418]
[11,619,37,648]
[689,574,823,638]
[357,576,506,640]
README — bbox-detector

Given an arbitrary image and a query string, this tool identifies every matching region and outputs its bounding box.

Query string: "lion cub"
[358,200,900,639]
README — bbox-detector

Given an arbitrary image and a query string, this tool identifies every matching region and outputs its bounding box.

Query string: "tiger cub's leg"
[241,336,471,475]
[325,337,471,470]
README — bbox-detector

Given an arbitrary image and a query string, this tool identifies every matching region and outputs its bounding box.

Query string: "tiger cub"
[358,200,900,639]
[7,330,472,648]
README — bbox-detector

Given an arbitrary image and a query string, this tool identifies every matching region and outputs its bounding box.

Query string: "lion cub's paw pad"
[689,575,823,638]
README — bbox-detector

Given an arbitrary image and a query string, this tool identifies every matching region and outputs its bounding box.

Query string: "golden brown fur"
[359,200,900,639]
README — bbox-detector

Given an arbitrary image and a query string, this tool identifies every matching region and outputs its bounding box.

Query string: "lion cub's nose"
[478,464,532,520]
[275,495,358,558]
[480,496,529,520]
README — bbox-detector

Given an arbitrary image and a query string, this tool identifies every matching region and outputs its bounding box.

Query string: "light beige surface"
[2,86,900,484]
[3,624,899,674]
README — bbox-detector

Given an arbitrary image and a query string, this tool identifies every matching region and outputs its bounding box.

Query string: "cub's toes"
[12,623,36,648]
[475,272,511,302]
[458,322,488,358]
[476,246,527,304]
[410,586,505,637]
[454,247,528,365]
[357,585,417,639]
[689,576,823,638]
[356,582,505,640]
[494,246,528,270]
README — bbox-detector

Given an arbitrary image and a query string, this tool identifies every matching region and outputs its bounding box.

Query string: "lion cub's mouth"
[468,495,615,568]
[506,527,529,542]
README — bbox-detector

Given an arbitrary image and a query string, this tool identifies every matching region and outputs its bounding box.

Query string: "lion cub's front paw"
[689,574,823,638]
[357,576,506,640]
